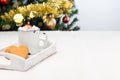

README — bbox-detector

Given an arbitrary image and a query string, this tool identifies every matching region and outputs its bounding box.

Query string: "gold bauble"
[2,24,11,30]
[38,22,43,27]
[46,18,56,29]
[13,14,24,23]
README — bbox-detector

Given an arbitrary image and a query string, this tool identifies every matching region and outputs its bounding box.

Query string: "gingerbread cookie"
[5,45,29,59]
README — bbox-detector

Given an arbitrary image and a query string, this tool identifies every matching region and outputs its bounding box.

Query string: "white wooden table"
[0,31,120,80]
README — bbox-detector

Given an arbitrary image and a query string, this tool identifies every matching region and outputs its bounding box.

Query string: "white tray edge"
[0,41,56,71]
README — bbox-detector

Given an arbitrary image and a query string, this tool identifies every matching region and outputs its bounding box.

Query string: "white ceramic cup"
[18,29,48,55]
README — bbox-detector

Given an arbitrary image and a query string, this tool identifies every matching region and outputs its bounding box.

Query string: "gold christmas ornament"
[2,24,11,30]
[13,14,24,23]
[38,22,43,27]
[46,18,56,29]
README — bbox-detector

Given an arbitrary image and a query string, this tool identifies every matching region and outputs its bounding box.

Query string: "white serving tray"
[0,41,56,71]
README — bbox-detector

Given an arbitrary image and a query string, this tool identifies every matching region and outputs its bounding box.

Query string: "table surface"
[0,31,120,80]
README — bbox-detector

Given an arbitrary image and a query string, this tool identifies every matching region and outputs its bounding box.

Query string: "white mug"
[18,29,48,55]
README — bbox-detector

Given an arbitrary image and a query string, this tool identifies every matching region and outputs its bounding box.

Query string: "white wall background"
[75,0,120,31]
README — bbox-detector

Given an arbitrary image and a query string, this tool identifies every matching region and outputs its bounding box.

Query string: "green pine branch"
[68,17,78,27]
[69,9,78,17]
[72,26,80,31]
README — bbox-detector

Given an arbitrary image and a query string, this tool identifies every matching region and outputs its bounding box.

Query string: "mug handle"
[39,33,48,49]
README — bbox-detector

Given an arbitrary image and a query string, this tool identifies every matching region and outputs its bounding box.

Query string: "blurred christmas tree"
[0,0,80,31]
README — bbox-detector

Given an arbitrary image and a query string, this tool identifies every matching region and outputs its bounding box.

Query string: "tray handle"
[0,52,25,70]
